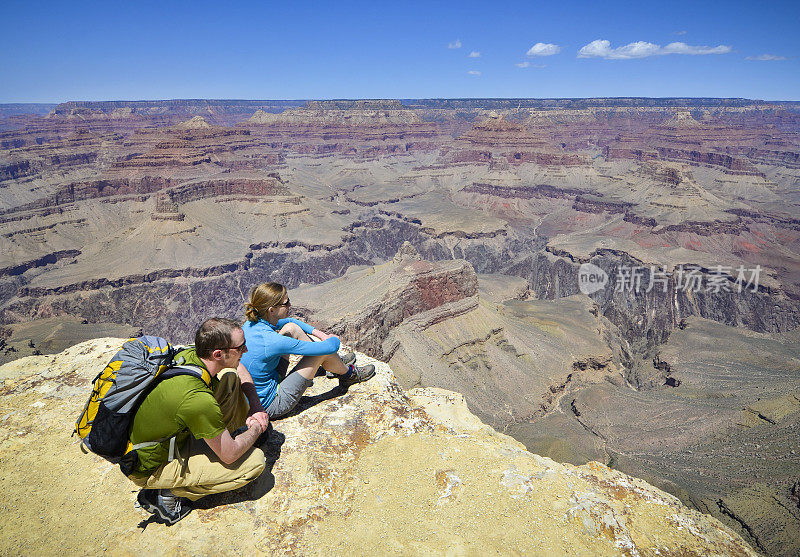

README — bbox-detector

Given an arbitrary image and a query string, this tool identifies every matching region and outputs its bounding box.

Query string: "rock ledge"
[0,338,756,556]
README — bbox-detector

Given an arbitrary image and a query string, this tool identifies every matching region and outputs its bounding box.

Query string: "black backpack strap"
[159,364,212,388]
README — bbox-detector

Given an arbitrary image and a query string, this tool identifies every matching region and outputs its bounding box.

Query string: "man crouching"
[128,317,269,524]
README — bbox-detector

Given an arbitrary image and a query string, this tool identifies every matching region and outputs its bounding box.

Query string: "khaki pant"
[129,369,266,501]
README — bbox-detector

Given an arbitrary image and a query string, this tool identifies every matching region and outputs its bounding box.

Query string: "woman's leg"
[290,352,348,379]
[278,323,349,376]
[278,322,314,342]
[266,364,317,418]
[266,352,349,418]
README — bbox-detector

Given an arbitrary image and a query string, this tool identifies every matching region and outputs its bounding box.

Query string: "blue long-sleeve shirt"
[240,318,340,407]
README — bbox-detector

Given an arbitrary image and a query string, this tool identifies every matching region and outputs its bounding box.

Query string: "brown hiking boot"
[321,352,356,378]
[338,364,376,387]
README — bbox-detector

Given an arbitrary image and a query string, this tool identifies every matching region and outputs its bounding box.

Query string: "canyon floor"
[1,98,799,555]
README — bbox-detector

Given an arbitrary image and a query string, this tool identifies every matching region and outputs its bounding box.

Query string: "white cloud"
[468,51,481,58]
[526,42,561,57]
[675,30,687,35]
[516,61,547,69]
[467,70,482,76]
[662,42,732,55]
[448,39,462,49]
[578,39,732,59]
[578,40,659,59]
[746,54,788,61]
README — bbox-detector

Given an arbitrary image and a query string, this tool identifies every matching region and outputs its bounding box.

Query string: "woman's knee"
[279,322,304,338]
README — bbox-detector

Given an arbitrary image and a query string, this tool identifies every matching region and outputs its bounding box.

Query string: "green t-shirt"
[128,349,225,474]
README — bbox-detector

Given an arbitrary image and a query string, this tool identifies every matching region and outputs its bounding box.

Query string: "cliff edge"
[0,339,756,556]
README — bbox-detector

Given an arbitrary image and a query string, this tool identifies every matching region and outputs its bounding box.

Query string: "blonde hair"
[245,282,287,322]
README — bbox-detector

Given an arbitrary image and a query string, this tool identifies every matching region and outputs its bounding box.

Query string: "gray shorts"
[266,372,314,418]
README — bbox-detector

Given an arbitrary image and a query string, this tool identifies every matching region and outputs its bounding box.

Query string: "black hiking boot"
[137,488,192,525]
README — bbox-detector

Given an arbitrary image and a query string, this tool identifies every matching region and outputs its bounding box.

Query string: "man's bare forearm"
[232,423,262,458]
[205,420,265,464]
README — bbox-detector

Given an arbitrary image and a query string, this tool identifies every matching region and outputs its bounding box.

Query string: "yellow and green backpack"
[74,336,211,473]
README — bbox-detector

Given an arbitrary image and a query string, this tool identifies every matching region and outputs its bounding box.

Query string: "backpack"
[74,335,212,473]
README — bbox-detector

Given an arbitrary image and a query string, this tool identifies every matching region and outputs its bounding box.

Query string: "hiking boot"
[321,352,357,378]
[137,488,192,525]
[338,363,376,388]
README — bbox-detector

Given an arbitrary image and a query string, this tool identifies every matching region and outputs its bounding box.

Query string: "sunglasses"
[275,298,291,307]
[226,340,247,353]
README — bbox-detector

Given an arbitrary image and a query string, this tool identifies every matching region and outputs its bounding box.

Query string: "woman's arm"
[271,332,340,357]
[276,317,337,342]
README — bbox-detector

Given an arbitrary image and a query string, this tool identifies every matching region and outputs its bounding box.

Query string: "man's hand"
[206,419,265,464]
[248,411,269,431]
[245,416,265,433]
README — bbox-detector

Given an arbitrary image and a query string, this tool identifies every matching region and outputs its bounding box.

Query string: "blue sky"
[1,0,798,102]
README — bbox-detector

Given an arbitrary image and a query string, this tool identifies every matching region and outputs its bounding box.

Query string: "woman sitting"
[238,282,375,418]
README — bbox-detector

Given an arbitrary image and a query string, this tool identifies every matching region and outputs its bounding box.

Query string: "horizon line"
[4,96,800,106]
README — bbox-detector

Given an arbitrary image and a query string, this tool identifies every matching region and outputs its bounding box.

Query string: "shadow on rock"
[137,515,160,530]
[280,384,347,419]
[194,429,286,510]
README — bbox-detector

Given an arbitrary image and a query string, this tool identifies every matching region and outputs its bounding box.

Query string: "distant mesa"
[307,99,406,110]
[445,113,585,167]
[459,114,546,148]
[247,109,280,124]
[175,115,211,129]
[109,107,136,120]
[247,100,426,126]
[242,100,442,150]
[660,110,703,128]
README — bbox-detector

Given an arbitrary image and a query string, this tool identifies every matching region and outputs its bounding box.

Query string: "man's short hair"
[195,317,242,358]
